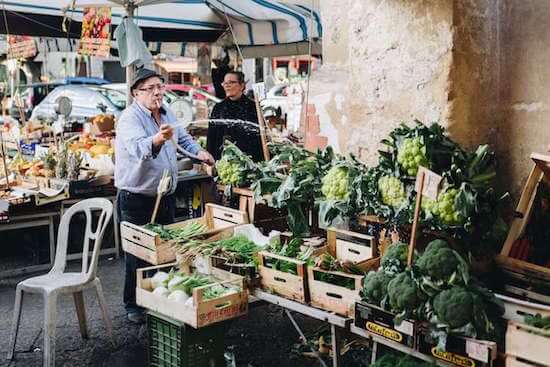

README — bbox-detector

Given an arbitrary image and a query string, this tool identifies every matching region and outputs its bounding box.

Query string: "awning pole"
[125,1,136,106]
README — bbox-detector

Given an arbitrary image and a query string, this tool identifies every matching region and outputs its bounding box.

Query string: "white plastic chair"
[7,198,114,367]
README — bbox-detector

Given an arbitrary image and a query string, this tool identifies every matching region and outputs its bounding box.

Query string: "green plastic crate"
[147,311,226,367]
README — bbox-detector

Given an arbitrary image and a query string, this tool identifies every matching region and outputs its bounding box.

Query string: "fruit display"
[81,7,111,39]
[68,133,113,158]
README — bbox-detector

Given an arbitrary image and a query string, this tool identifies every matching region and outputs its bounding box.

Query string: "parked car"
[166,84,220,119]
[11,77,111,120]
[102,83,181,106]
[30,85,124,122]
[260,84,289,120]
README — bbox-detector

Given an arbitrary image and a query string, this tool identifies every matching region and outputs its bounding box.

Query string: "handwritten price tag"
[252,82,266,100]
[416,166,442,200]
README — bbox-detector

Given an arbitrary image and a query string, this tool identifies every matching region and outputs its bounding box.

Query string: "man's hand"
[196,150,215,166]
[153,124,174,147]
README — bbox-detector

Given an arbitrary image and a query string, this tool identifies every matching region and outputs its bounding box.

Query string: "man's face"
[133,76,165,110]
[222,74,243,99]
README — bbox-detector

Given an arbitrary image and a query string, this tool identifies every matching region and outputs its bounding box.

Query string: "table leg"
[48,215,55,266]
[285,310,328,367]
[331,324,342,367]
[112,197,120,259]
[371,340,378,364]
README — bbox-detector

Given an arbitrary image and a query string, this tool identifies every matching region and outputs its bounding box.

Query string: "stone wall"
[308,0,550,198]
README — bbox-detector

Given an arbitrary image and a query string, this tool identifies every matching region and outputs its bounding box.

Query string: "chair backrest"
[52,198,113,280]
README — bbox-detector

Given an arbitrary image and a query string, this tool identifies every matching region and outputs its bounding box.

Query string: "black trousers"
[116,189,175,312]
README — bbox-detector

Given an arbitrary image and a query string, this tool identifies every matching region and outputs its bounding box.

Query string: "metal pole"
[125,2,136,106]
[0,129,11,189]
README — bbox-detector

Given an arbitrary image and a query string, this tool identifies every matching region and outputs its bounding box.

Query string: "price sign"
[415,166,442,200]
[252,82,266,100]
[78,6,112,58]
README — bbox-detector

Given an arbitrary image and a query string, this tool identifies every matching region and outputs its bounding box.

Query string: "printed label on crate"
[198,303,245,325]
[430,347,476,367]
[366,321,403,343]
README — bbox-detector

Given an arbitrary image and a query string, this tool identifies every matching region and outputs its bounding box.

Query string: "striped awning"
[0,0,321,46]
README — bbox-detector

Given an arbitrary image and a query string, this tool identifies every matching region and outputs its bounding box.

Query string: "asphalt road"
[0,257,330,367]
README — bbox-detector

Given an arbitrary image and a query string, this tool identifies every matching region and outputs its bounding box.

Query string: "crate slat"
[506,321,550,366]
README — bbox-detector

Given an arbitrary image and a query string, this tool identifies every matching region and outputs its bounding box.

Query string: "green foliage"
[524,313,550,330]
[216,141,260,187]
[380,242,410,274]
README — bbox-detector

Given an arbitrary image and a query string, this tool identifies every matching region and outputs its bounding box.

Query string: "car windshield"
[96,88,126,110]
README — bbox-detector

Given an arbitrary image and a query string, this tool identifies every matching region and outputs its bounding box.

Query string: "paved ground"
[0,257,341,367]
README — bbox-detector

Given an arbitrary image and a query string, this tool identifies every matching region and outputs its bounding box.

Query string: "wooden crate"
[136,262,248,328]
[418,330,497,367]
[327,227,377,263]
[258,251,311,303]
[121,203,248,265]
[497,153,550,287]
[506,321,550,366]
[216,184,287,230]
[306,228,379,316]
[497,293,550,324]
[308,257,379,317]
[506,356,549,367]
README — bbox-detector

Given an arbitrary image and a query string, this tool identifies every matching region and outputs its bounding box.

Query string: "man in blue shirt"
[115,68,214,323]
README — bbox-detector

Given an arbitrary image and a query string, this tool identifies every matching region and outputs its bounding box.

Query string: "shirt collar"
[134,100,167,116]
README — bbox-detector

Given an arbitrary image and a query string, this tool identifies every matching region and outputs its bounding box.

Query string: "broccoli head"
[361,270,393,305]
[432,286,475,329]
[381,242,410,273]
[417,239,470,290]
[387,271,426,314]
[417,246,459,282]
[423,239,449,253]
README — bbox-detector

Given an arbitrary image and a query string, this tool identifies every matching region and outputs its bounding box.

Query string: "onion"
[168,290,190,303]
[152,286,169,297]
[151,271,169,289]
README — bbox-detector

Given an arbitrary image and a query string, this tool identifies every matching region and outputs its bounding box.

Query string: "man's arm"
[116,111,156,160]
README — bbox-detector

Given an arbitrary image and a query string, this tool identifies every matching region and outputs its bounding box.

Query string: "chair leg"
[43,293,57,367]
[6,286,24,361]
[94,279,114,346]
[73,291,88,339]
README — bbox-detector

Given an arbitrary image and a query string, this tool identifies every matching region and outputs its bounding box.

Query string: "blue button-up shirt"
[114,101,201,196]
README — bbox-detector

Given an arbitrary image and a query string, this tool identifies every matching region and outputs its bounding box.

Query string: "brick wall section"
[303,104,328,152]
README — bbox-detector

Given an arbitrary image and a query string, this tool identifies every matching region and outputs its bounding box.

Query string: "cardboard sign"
[7,36,37,59]
[416,166,442,200]
[78,6,112,58]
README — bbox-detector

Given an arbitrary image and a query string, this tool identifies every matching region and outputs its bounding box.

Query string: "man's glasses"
[222,80,240,86]
[137,84,166,93]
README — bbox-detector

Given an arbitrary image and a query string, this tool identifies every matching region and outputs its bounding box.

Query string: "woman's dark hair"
[226,71,245,84]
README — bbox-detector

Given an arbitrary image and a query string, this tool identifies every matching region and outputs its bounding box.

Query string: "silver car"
[30,85,125,122]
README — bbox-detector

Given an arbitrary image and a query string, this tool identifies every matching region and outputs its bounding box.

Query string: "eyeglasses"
[222,80,240,86]
[137,84,166,93]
